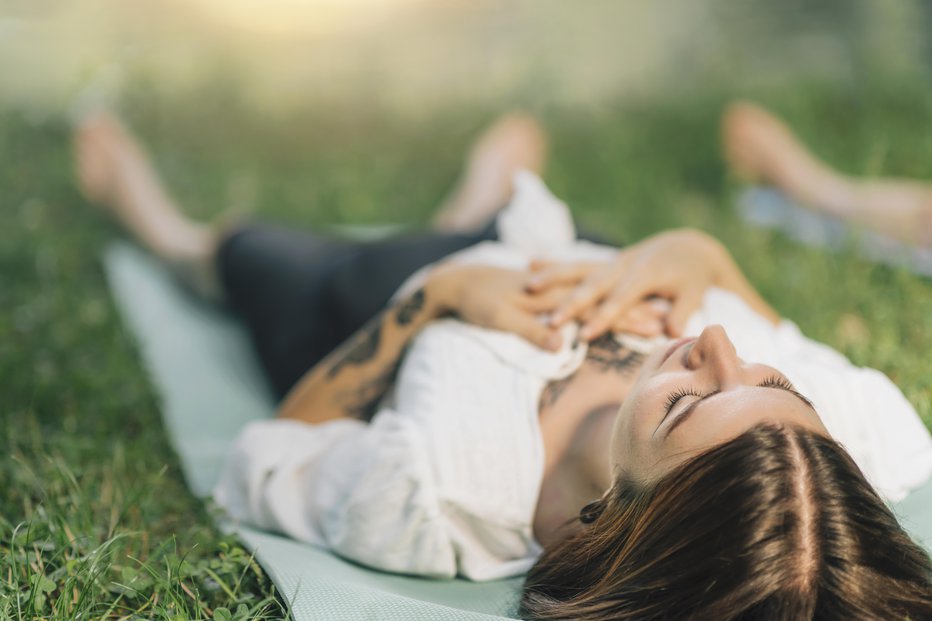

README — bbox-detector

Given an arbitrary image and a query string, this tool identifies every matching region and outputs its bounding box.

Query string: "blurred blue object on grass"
[738,186,932,278]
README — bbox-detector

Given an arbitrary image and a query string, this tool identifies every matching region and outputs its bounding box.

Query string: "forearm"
[277,287,440,424]
[277,261,561,424]
[707,237,781,325]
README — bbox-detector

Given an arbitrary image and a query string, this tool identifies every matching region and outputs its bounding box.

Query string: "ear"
[579,498,604,524]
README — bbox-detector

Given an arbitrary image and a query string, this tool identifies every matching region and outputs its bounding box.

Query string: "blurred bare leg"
[723,101,932,247]
[74,113,224,300]
[432,112,548,233]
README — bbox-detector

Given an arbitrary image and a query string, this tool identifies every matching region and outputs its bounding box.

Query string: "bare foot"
[433,112,548,232]
[74,113,213,257]
[76,113,154,207]
[74,113,224,298]
[75,117,112,206]
[74,113,189,226]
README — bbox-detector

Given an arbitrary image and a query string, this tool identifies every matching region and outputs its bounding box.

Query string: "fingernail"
[579,326,593,340]
[546,334,562,350]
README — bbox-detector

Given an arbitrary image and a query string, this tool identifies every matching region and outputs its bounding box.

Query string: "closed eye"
[658,373,816,438]
[663,386,704,415]
[759,375,815,410]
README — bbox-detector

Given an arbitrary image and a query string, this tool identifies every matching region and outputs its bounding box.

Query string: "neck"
[567,401,619,490]
[534,338,645,545]
[534,401,618,545]
[538,337,644,477]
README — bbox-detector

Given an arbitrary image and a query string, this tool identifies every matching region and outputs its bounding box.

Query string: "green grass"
[2,77,932,618]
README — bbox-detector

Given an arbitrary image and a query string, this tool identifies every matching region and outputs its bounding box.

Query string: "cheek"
[610,389,655,470]
[612,378,664,471]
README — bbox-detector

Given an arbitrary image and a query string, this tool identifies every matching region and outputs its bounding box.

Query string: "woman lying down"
[76,111,932,620]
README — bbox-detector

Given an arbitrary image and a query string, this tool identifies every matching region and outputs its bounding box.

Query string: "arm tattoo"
[395,288,425,326]
[323,288,427,419]
[339,358,402,421]
[586,333,644,375]
[326,314,384,379]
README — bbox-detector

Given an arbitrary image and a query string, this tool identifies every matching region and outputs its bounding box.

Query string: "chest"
[536,338,645,473]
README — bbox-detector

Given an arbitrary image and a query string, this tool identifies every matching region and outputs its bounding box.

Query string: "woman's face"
[611,324,828,483]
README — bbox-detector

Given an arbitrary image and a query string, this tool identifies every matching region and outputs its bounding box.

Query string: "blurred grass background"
[2,0,932,618]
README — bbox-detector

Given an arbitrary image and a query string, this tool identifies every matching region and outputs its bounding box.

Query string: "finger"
[614,316,665,338]
[576,282,651,340]
[526,263,593,292]
[646,296,673,317]
[497,305,563,351]
[549,252,638,326]
[578,297,630,341]
[549,281,612,328]
[621,300,665,323]
[665,288,705,337]
[518,286,575,313]
[529,258,554,272]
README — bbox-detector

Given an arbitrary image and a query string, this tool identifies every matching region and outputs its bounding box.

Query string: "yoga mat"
[737,186,932,277]
[894,476,932,553]
[104,239,932,619]
[103,241,522,621]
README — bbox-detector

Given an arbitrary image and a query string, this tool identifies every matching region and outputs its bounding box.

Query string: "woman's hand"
[527,229,731,340]
[425,263,571,351]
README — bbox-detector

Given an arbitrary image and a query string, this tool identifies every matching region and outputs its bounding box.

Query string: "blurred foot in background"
[723,101,932,248]
[432,112,548,233]
[75,112,223,299]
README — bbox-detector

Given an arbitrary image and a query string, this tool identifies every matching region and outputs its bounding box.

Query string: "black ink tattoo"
[588,332,622,353]
[395,288,425,326]
[326,315,384,379]
[339,358,402,421]
[539,374,575,410]
[586,333,645,375]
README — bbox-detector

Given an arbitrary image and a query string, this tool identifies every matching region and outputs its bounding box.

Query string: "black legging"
[217,222,499,399]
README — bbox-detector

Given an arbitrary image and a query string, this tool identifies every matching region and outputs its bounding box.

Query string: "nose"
[686,325,741,385]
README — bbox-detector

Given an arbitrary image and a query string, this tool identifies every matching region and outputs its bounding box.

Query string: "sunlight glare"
[192,0,426,36]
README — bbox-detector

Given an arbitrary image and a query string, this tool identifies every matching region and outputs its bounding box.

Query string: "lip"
[662,337,696,365]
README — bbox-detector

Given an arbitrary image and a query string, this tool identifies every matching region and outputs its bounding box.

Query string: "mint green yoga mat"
[103,240,932,620]
[103,241,522,621]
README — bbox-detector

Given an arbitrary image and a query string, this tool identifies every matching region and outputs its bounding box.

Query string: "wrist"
[423,265,460,319]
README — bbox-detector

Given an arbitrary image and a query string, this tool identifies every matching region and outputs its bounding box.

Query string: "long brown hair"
[521,424,932,620]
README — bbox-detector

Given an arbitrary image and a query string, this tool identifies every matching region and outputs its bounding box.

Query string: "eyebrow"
[663,383,815,439]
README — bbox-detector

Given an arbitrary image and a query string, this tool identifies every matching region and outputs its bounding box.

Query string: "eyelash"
[760,375,795,391]
[761,374,815,408]
[663,375,800,415]
[664,386,703,413]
